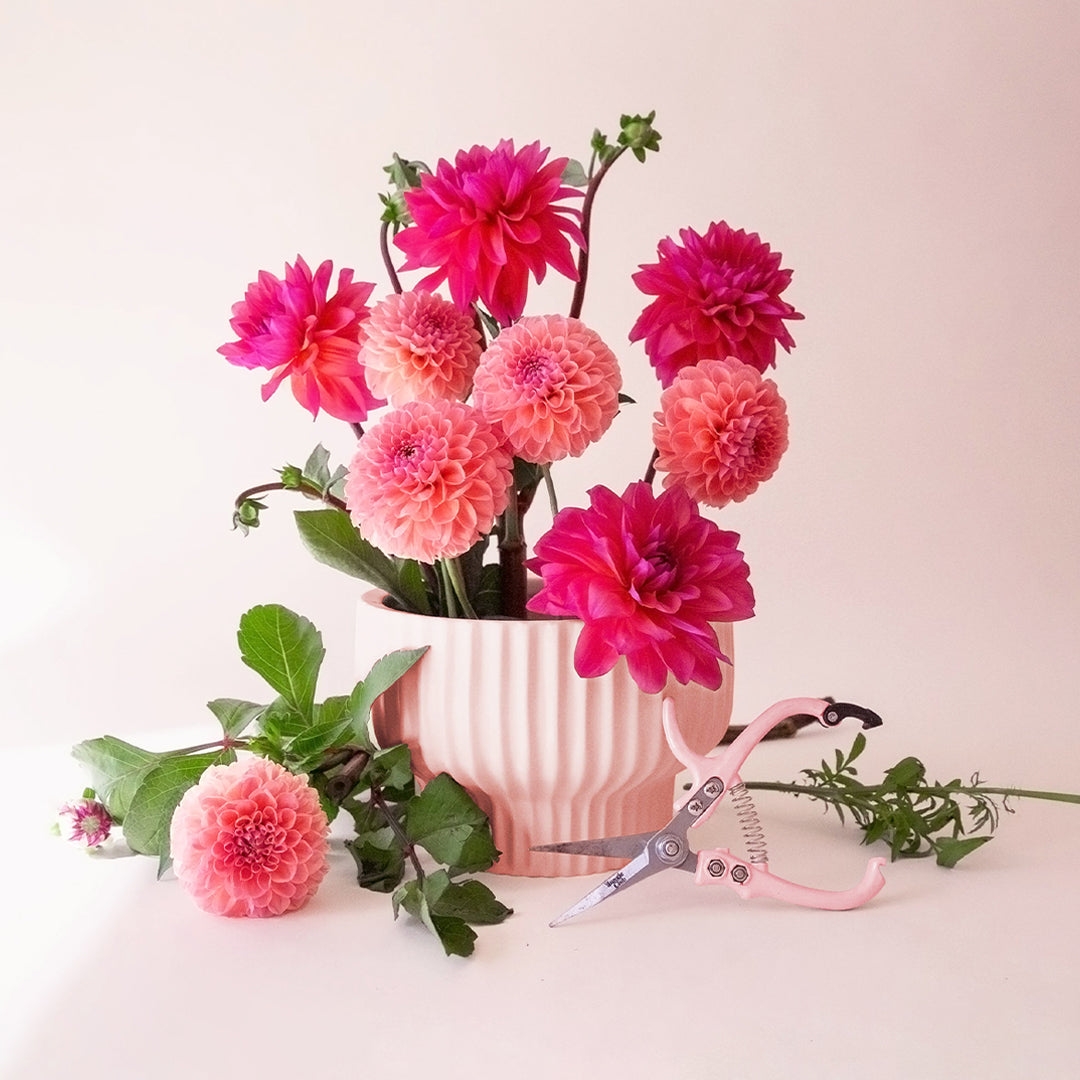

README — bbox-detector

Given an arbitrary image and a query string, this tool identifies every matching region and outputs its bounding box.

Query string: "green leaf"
[294,509,425,612]
[285,695,355,767]
[934,836,993,868]
[206,698,264,739]
[405,773,499,872]
[348,647,429,744]
[394,559,433,615]
[617,392,636,405]
[303,444,332,491]
[367,744,415,802]
[71,737,166,822]
[237,604,324,719]
[123,750,233,857]
[882,756,926,791]
[347,827,406,892]
[424,870,512,926]
[561,158,588,187]
[392,878,477,957]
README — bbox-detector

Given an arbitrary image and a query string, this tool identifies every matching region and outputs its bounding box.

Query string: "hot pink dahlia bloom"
[629,222,803,386]
[394,140,585,326]
[527,482,755,693]
[653,357,789,508]
[58,797,112,848]
[472,314,622,465]
[170,756,329,918]
[360,290,482,406]
[345,399,513,563]
[218,256,383,422]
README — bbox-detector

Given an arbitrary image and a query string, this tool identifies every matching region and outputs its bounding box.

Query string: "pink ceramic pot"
[358,590,735,876]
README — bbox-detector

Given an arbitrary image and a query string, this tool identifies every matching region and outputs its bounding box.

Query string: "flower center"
[393,438,420,465]
[225,814,286,870]
[516,347,561,392]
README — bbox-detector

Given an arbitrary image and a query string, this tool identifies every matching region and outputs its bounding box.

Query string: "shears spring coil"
[730,782,769,864]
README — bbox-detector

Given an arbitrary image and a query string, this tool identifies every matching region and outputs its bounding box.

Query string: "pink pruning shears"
[535,697,888,927]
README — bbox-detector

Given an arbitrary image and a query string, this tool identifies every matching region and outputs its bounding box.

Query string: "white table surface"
[4,724,1078,1080]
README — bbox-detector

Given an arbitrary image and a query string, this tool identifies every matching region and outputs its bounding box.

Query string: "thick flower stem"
[643,447,660,486]
[234,480,347,513]
[568,147,626,321]
[498,492,528,619]
[370,784,425,882]
[380,220,404,295]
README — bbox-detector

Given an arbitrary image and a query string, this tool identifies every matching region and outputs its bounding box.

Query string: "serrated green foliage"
[294,508,432,614]
[405,773,500,873]
[754,734,1009,866]
[71,737,166,823]
[365,745,416,802]
[423,870,513,926]
[123,750,234,856]
[347,648,428,746]
[238,605,325,719]
[206,698,264,739]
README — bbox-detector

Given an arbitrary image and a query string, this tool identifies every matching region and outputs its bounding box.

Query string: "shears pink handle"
[663,697,887,911]
[693,848,887,909]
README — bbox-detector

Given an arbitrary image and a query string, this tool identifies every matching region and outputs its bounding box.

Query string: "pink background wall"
[2,2,1078,791]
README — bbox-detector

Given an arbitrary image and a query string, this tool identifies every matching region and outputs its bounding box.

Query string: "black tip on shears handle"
[821,702,884,730]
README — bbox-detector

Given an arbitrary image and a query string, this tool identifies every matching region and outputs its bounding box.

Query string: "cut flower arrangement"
[64,113,1080,956]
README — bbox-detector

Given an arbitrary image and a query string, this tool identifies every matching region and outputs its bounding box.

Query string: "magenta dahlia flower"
[345,399,513,563]
[170,756,329,918]
[629,222,803,385]
[653,357,789,508]
[218,256,383,422]
[360,290,482,406]
[394,140,585,326]
[472,314,622,465]
[58,797,112,848]
[527,482,755,693]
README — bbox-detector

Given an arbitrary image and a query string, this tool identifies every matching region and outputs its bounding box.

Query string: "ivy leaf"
[934,836,993,868]
[237,604,324,719]
[405,773,499,872]
[71,737,166,823]
[206,698,263,739]
[123,750,233,857]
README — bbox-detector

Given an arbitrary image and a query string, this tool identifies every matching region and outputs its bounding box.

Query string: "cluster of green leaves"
[589,110,662,169]
[379,153,429,229]
[72,604,511,957]
[749,733,1005,867]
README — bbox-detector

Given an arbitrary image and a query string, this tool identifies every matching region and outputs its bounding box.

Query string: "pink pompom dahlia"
[629,222,803,386]
[360,290,482,406]
[527,482,755,693]
[170,756,329,919]
[394,140,585,326]
[653,358,789,508]
[58,797,112,848]
[218,256,383,422]
[472,314,622,465]
[345,399,513,563]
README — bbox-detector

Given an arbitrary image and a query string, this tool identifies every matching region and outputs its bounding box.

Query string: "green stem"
[380,220,403,295]
[234,480,347,513]
[541,465,559,516]
[370,784,425,883]
[745,781,1080,806]
[643,447,659,486]
[170,738,247,757]
[444,557,478,619]
[568,146,626,320]
[439,560,460,618]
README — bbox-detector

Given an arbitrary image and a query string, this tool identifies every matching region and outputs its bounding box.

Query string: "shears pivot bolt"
[655,835,686,864]
[707,859,726,878]
[687,799,705,816]
[703,779,724,798]
[731,865,750,884]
